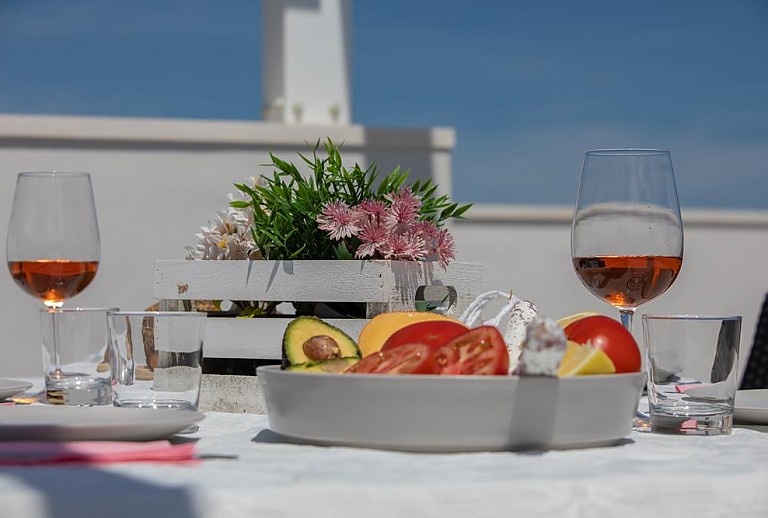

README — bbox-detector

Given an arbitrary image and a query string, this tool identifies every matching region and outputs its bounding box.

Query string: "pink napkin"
[0,441,197,466]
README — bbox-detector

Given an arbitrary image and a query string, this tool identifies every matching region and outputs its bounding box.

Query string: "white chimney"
[262,0,352,125]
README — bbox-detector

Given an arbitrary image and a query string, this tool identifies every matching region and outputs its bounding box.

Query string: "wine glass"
[572,150,683,430]
[6,172,100,307]
[571,150,683,332]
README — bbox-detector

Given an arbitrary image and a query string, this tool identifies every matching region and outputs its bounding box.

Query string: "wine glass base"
[632,413,652,433]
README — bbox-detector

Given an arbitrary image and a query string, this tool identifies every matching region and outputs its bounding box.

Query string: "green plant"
[230,139,471,262]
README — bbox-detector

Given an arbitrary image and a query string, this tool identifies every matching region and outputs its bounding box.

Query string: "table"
[0,409,766,518]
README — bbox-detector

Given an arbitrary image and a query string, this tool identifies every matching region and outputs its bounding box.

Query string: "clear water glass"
[642,314,741,435]
[41,307,117,406]
[108,311,206,410]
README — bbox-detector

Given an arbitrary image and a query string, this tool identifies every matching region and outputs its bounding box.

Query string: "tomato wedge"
[381,320,469,353]
[345,342,437,375]
[433,326,509,375]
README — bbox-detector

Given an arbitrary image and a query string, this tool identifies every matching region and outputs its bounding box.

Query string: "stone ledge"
[199,374,265,414]
[0,113,456,150]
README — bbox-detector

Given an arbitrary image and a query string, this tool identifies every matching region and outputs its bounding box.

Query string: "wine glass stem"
[45,305,63,378]
[620,307,650,431]
[619,308,636,332]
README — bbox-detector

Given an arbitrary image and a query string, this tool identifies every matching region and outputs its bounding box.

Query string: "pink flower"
[316,192,457,268]
[355,221,388,258]
[433,228,455,269]
[357,199,388,224]
[385,188,421,231]
[412,220,440,242]
[316,201,361,241]
[380,231,428,261]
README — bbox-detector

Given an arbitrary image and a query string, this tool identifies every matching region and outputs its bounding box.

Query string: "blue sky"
[1,1,766,208]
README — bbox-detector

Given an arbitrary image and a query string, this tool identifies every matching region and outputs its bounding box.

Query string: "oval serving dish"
[257,365,645,453]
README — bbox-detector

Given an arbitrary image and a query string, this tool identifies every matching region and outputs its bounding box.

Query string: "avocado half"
[281,316,360,368]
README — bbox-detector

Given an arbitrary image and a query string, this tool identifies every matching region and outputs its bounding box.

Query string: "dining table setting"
[1,151,767,517]
[0,381,766,518]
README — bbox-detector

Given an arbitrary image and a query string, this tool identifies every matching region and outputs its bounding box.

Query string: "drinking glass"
[572,150,683,430]
[41,307,117,406]
[108,311,206,410]
[571,150,683,332]
[642,314,741,435]
[6,172,100,308]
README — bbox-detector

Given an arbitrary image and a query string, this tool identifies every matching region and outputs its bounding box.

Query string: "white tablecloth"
[0,410,766,518]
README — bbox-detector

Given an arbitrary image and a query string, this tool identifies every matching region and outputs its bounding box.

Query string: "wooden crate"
[153,259,483,361]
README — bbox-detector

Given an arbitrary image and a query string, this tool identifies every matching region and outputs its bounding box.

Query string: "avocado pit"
[303,335,341,361]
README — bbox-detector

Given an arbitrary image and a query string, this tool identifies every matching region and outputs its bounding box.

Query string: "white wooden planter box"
[153,259,483,361]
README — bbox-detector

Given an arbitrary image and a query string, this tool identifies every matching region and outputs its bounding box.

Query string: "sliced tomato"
[345,342,437,375]
[433,326,509,375]
[381,320,469,353]
[564,315,641,373]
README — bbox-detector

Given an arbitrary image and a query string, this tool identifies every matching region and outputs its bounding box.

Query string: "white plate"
[0,406,204,441]
[0,379,33,400]
[258,366,646,452]
[734,389,768,425]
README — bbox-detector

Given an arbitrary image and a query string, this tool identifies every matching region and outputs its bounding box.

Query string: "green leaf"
[334,242,354,260]
[452,203,473,218]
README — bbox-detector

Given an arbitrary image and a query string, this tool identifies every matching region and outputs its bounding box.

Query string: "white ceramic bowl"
[258,366,646,452]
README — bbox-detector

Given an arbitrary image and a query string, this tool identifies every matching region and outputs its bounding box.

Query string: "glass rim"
[18,171,91,177]
[642,314,742,321]
[107,311,207,317]
[41,307,119,314]
[585,149,669,156]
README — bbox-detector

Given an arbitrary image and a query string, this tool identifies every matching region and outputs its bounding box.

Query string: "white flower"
[186,207,257,261]
[186,177,267,261]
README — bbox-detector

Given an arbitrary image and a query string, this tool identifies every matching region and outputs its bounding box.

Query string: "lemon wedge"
[556,311,601,329]
[557,341,616,376]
